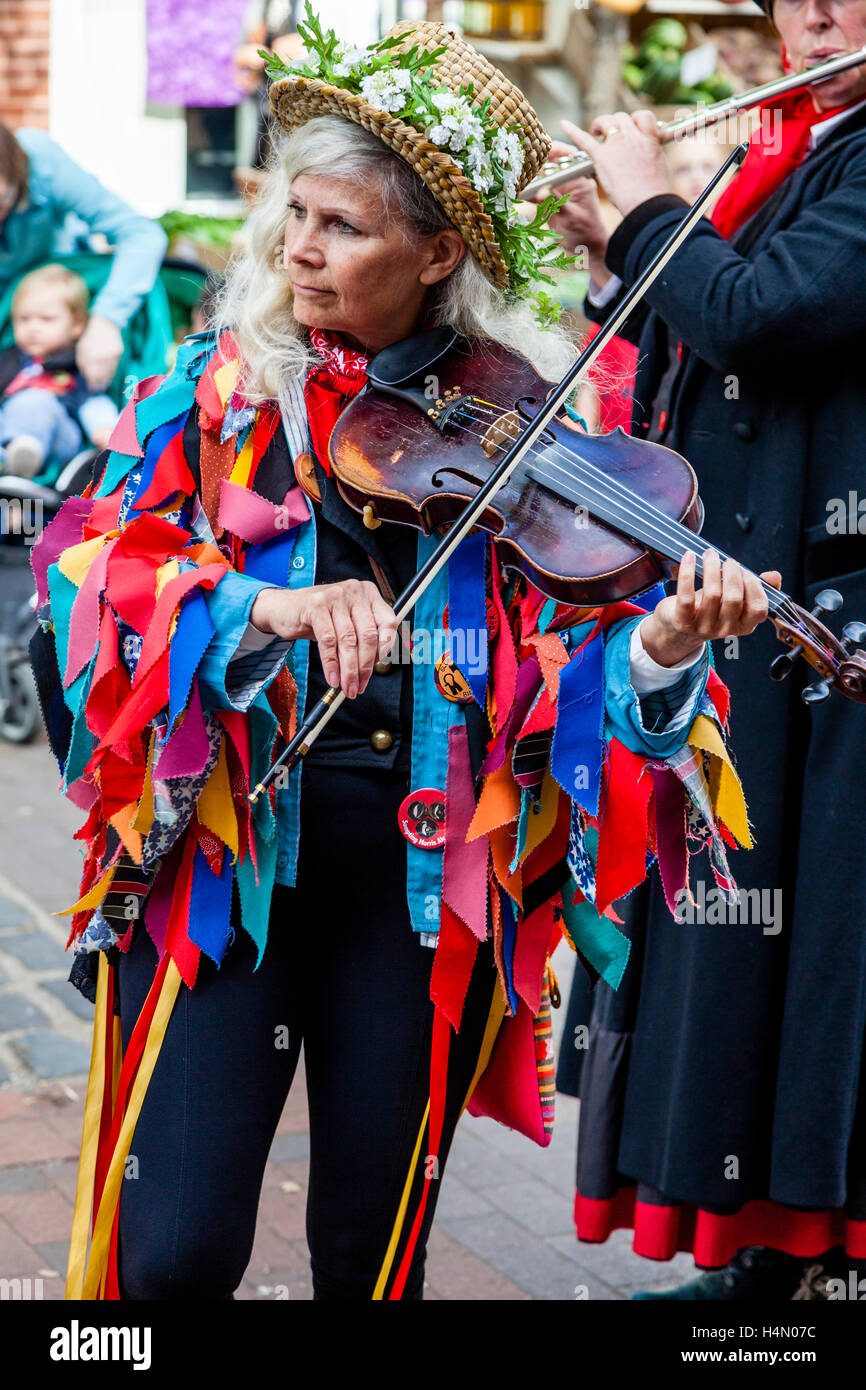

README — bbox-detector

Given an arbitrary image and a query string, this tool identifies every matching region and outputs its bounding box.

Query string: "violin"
[329,326,866,707]
[250,153,863,803]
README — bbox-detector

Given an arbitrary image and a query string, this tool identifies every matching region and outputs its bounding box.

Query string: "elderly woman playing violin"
[35,14,777,1304]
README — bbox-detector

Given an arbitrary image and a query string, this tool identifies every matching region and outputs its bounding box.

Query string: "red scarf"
[303,327,370,474]
[711,86,860,239]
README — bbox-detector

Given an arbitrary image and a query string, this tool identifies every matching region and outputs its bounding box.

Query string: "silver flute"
[522,44,866,198]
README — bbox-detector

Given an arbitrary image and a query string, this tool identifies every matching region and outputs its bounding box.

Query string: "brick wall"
[0,0,50,131]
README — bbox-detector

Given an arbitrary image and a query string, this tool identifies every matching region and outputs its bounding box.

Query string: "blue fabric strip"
[244,529,298,588]
[166,586,214,738]
[446,530,488,708]
[499,890,519,1015]
[551,627,605,817]
[187,842,233,965]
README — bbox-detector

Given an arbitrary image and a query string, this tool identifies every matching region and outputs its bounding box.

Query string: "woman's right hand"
[249,580,399,700]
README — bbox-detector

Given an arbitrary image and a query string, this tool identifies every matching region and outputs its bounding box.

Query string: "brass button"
[373,659,392,675]
[370,729,394,753]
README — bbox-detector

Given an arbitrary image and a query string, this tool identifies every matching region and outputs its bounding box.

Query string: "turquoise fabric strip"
[273,476,316,889]
[406,531,468,936]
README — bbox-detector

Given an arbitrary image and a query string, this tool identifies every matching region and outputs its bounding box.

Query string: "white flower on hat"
[492,127,525,201]
[359,67,412,112]
[333,43,367,76]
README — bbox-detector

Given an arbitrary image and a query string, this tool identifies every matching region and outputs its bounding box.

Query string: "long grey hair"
[215,115,578,415]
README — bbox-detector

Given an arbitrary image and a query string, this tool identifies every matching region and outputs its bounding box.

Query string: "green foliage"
[158,210,245,250]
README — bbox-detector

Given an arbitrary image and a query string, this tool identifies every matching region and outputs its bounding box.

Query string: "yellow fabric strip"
[131,730,157,835]
[687,713,752,848]
[197,739,239,862]
[371,1101,430,1302]
[229,432,255,489]
[65,953,110,1300]
[213,359,239,409]
[57,533,112,587]
[155,557,180,600]
[55,863,117,917]
[81,960,183,1300]
[108,802,143,866]
[519,770,560,866]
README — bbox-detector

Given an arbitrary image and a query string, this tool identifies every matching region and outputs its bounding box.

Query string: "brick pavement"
[0,735,697,1300]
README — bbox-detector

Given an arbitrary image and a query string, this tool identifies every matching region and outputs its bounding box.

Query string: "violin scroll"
[770,589,866,705]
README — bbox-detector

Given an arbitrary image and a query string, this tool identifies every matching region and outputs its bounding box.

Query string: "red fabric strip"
[512,898,554,1016]
[134,429,196,510]
[430,902,479,1033]
[595,737,653,911]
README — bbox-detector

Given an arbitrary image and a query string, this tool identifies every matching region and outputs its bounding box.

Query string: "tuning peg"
[802,680,831,705]
[841,621,866,651]
[813,588,843,616]
[770,651,798,681]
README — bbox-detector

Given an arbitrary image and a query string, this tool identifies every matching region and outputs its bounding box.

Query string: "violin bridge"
[481,410,521,459]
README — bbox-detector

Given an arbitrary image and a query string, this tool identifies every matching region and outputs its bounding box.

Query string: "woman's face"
[283,173,465,355]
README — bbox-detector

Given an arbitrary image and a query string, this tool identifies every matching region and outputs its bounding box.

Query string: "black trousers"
[116,764,498,1300]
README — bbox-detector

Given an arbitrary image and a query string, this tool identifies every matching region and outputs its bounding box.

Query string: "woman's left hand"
[76,315,124,391]
[639,550,781,668]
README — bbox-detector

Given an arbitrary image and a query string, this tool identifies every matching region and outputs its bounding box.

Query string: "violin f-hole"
[431,464,487,491]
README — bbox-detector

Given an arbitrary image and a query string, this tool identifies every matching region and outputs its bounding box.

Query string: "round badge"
[441,598,499,639]
[434,652,474,704]
[398,788,446,849]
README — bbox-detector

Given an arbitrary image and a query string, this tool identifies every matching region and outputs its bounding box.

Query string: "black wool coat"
[558,104,866,1216]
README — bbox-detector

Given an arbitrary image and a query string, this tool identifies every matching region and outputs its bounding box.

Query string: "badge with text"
[398,788,446,849]
[434,652,474,704]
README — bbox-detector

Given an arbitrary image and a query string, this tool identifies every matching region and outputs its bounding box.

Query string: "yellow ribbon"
[81,959,183,1299]
[371,980,506,1301]
[65,953,110,1299]
[55,863,117,917]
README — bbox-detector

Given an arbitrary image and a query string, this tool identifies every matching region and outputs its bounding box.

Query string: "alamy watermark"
[674,881,782,935]
[0,498,43,545]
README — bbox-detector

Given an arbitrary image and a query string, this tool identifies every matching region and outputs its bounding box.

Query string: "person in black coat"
[551,0,866,1299]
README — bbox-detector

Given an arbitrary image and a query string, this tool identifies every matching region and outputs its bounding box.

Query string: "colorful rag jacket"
[30,329,750,1299]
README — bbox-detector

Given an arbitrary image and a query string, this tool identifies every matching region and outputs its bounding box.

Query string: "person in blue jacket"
[0,121,167,391]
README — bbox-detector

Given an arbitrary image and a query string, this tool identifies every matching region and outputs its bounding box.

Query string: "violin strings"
[442,403,807,635]
[451,399,803,627]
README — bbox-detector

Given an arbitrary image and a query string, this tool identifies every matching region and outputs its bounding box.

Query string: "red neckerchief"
[711,83,861,239]
[303,327,370,474]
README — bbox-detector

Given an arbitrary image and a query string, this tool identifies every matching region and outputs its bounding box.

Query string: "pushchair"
[0,252,210,743]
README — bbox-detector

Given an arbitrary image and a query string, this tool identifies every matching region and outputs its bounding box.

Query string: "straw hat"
[268,20,550,290]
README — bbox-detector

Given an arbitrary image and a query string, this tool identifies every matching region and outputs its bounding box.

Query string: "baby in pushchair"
[0,263,119,483]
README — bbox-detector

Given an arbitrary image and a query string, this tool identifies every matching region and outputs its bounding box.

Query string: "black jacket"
[564,103,866,1212]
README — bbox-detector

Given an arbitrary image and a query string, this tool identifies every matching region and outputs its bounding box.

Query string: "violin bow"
[249,142,749,804]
